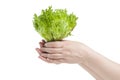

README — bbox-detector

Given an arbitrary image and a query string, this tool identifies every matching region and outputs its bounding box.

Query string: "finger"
[44,41,63,48]
[36,48,63,59]
[46,58,65,64]
[38,55,65,64]
[39,39,46,48]
[40,48,62,54]
[36,48,61,64]
[38,56,52,63]
[42,39,46,43]
[36,48,43,56]
[41,39,46,47]
[39,42,44,48]
[40,53,63,59]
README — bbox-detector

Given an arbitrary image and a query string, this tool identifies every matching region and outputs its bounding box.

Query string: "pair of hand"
[36,40,93,64]
[36,40,120,80]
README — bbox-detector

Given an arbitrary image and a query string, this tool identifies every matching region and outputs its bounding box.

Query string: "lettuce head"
[33,6,78,42]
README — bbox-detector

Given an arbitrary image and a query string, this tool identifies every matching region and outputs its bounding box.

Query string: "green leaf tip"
[33,6,78,42]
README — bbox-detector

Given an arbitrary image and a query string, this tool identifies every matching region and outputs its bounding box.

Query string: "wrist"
[79,49,98,66]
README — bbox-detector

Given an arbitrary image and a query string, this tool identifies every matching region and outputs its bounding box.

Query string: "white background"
[0,0,120,80]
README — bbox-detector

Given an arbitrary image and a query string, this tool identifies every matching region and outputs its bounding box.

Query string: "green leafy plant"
[33,6,78,42]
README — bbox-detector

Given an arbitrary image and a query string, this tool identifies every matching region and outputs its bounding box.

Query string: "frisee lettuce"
[33,6,78,42]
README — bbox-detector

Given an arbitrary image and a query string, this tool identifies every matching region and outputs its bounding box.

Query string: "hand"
[36,40,120,80]
[35,40,104,80]
[36,40,95,64]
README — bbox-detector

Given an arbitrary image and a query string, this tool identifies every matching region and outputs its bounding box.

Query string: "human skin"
[36,40,103,80]
[36,40,120,80]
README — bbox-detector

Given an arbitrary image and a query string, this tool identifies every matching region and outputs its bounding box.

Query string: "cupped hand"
[36,40,94,64]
